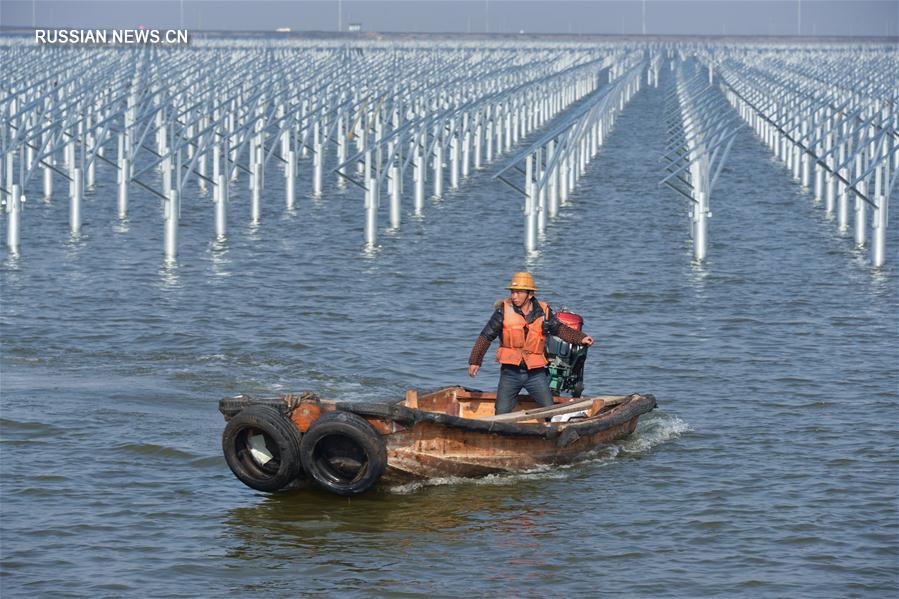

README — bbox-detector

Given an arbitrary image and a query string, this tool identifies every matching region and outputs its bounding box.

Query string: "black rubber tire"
[219,396,285,419]
[299,411,387,496]
[222,404,304,493]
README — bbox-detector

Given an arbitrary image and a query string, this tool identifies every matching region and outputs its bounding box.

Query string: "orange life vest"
[496,298,550,369]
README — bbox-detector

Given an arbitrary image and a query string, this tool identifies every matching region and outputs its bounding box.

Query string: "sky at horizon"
[0,0,896,38]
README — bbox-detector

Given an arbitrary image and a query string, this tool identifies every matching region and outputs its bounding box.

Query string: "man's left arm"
[545,308,594,346]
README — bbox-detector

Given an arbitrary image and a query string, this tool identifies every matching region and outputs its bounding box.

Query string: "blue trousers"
[495,364,554,415]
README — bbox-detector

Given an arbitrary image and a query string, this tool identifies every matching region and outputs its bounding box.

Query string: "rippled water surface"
[2,65,897,597]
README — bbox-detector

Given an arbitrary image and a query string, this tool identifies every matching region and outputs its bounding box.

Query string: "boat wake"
[618,412,691,454]
[387,412,690,494]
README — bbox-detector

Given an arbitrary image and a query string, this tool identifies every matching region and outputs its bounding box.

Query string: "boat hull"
[219,387,657,494]
[380,416,640,483]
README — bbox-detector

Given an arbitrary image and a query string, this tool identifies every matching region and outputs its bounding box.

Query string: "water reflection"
[65,230,87,250]
[247,221,262,241]
[361,243,383,259]
[157,260,181,288]
[524,248,543,267]
[868,266,892,291]
[4,249,23,268]
[208,238,231,277]
[222,481,559,558]
[112,218,130,234]
[688,259,710,294]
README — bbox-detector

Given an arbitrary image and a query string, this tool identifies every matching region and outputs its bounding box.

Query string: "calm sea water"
[2,63,897,597]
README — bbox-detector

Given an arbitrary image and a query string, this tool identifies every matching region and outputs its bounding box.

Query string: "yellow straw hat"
[506,272,537,291]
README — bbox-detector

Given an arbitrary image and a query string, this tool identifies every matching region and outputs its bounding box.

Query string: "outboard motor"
[545,310,589,397]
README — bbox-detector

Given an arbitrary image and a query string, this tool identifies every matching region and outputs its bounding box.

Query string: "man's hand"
[468,364,480,377]
[581,336,594,347]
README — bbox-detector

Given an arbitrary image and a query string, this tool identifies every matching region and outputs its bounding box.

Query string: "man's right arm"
[469,308,503,368]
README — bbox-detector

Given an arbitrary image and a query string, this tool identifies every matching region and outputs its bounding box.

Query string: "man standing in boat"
[468,272,594,414]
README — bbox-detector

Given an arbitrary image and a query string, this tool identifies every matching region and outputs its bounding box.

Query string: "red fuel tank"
[555,310,583,331]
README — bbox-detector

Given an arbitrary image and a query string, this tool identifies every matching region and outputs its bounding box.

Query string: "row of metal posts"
[677,72,711,262]
[354,52,621,247]
[716,57,895,268]
[5,43,621,259]
[4,42,892,267]
[659,55,744,263]
[3,81,327,260]
[510,55,646,252]
[3,50,275,254]
[357,56,623,248]
[0,41,652,260]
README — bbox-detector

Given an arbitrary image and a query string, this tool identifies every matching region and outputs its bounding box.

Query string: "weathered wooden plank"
[454,389,572,404]
[587,398,605,417]
[479,395,627,422]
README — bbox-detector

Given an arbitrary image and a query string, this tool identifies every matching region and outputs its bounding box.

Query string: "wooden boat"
[219,386,656,496]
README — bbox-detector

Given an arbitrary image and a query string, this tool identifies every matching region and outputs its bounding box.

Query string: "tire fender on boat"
[222,404,304,492]
[299,411,387,496]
